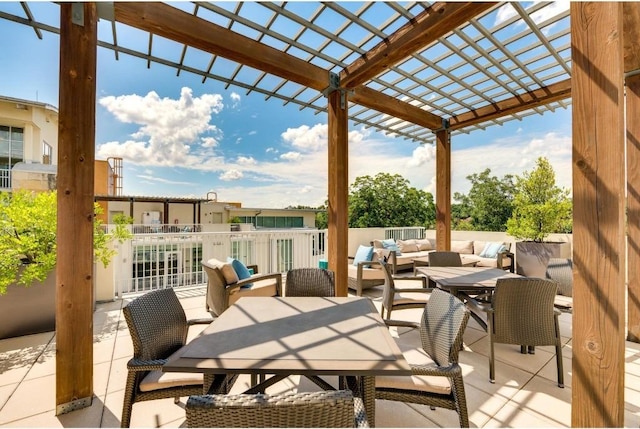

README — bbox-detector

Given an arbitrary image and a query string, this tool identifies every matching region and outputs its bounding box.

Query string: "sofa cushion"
[415,238,435,251]
[451,240,473,254]
[381,238,402,255]
[397,239,419,253]
[353,245,374,267]
[479,242,506,258]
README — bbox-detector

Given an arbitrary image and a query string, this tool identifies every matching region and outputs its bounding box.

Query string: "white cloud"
[201,137,219,148]
[280,151,302,161]
[495,3,517,25]
[266,147,277,153]
[219,170,243,181]
[97,87,224,165]
[136,174,195,186]
[230,92,241,108]
[248,130,257,136]
[237,156,256,165]
[408,144,436,167]
[281,123,367,152]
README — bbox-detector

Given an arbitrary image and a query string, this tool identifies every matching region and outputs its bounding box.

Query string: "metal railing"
[108,226,423,298]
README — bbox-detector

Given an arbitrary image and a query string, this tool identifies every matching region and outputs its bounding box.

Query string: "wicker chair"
[466,278,564,387]
[121,288,235,428]
[427,251,463,267]
[285,268,335,296]
[545,257,573,310]
[202,259,282,317]
[380,260,431,320]
[185,390,369,428]
[375,288,471,427]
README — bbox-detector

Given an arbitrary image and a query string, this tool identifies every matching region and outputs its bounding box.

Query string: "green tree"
[506,157,572,242]
[453,168,515,231]
[348,173,435,228]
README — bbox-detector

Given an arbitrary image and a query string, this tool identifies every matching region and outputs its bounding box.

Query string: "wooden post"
[56,2,97,414]
[627,73,640,342]
[624,3,640,343]
[327,89,349,297]
[435,129,451,250]
[571,2,625,426]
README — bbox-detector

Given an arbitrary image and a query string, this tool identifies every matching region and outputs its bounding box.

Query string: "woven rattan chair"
[285,267,335,296]
[185,390,369,428]
[376,288,470,427]
[545,257,573,310]
[427,251,463,267]
[380,260,431,320]
[467,278,564,387]
[121,288,235,427]
[202,259,282,317]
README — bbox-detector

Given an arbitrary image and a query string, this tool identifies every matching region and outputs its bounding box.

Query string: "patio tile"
[0,373,56,425]
[625,407,640,428]
[0,383,17,411]
[375,399,441,428]
[0,332,53,387]
[537,351,572,388]
[23,337,56,381]
[484,400,567,427]
[509,375,572,426]
[105,357,128,394]
[625,371,640,414]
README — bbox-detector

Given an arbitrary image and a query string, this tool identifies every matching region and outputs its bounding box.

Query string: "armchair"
[202,259,282,317]
[380,260,431,321]
[121,288,235,427]
[375,289,470,427]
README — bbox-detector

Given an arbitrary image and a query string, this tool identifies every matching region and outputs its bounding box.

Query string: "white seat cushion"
[376,338,451,395]
[229,278,278,305]
[139,370,202,392]
[554,295,573,309]
[347,264,386,280]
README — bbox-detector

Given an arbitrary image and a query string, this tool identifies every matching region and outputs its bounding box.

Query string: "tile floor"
[1,284,639,428]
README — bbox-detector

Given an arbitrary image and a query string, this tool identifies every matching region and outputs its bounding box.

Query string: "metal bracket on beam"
[97,2,115,22]
[71,3,84,26]
[625,68,640,79]
[322,72,353,109]
[432,118,450,133]
[56,396,92,415]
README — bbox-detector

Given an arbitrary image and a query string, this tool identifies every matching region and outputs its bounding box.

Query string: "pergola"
[2,2,639,426]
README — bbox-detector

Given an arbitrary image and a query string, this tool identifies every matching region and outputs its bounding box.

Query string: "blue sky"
[0,2,572,209]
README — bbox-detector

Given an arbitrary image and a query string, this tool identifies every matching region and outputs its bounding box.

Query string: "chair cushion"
[554,295,573,309]
[347,264,386,280]
[220,263,239,285]
[139,370,203,392]
[228,257,253,288]
[228,279,278,305]
[353,245,374,267]
[479,242,506,258]
[376,342,451,394]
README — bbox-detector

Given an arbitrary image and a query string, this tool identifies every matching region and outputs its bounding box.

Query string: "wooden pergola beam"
[350,85,443,131]
[624,3,640,73]
[113,2,328,91]
[448,78,571,130]
[339,2,497,89]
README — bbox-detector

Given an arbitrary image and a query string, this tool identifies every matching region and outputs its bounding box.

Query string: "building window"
[43,141,52,165]
[0,125,24,188]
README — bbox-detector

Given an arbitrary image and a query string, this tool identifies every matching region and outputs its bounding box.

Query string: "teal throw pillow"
[381,238,402,255]
[227,257,253,288]
[479,242,506,259]
[353,245,374,267]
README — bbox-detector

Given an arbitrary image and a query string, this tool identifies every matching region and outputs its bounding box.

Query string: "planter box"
[0,270,56,340]
[515,241,572,278]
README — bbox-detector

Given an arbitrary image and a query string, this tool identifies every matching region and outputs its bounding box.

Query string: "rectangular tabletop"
[416,266,520,295]
[164,296,410,375]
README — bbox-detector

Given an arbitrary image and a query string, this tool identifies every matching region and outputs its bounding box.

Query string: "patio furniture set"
[120,251,571,427]
[347,238,515,296]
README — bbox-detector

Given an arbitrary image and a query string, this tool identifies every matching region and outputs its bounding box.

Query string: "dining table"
[415,266,520,297]
[163,296,411,426]
[415,266,521,331]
